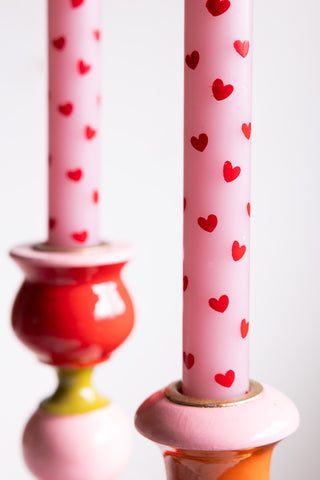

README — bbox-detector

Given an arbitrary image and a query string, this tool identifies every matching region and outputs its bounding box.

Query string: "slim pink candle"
[183,0,253,399]
[48,0,101,247]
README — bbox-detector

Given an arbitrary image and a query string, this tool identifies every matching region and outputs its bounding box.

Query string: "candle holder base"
[135,380,299,479]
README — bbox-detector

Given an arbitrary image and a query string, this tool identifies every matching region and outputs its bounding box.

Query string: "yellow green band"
[41,368,110,415]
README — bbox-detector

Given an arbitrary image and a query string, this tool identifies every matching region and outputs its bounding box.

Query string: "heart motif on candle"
[191,133,208,152]
[49,218,56,230]
[247,202,251,216]
[206,0,230,16]
[234,40,250,58]
[94,30,101,41]
[52,37,66,50]
[198,214,218,233]
[85,126,96,140]
[183,275,189,292]
[78,60,91,75]
[67,169,82,181]
[223,161,241,182]
[241,319,249,338]
[242,122,251,139]
[212,79,234,101]
[184,197,186,211]
[185,51,200,70]
[209,295,229,313]
[232,241,246,261]
[58,103,73,116]
[215,370,235,388]
[93,190,99,203]
[183,352,195,370]
[71,0,84,7]
[71,231,88,243]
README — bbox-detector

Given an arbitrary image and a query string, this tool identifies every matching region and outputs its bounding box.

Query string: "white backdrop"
[1,0,319,478]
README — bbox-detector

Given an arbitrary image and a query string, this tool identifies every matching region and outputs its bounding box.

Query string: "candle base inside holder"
[135,380,299,480]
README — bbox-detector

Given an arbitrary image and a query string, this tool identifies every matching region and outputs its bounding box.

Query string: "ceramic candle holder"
[135,380,299,480]
[11,242,134,480]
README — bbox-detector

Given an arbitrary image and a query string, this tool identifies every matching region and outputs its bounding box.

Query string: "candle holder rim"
[10,242,135,267]
[165,380,263,408]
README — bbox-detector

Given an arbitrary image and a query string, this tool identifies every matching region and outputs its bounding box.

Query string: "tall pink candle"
[182,0,253,399]
[48,0,102,248]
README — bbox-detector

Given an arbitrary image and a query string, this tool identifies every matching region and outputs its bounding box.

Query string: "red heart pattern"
[234,40,250,58]
[67,169,82,182]
[185,51,200,70]
[247,202,251,216]
[242,122,251,139]
[232,241,246,261]
[215,370,235,388]
[52,37,66,50]
[58,103,73,116]
[198,214,218,233]
[209,295,229,313]
[93,190,99,203]
[71,231,88,243]
[212,79,234,100]
[206,0,231,17]
[85,126,96,140]
[94,30,101,41]
[183,275,189,292]
[191,133,208,152]
[78,59,91,75]
[183,352,195,369]
[223,161,241,182]
[240,319,249,338]
[49,218,56,230]
[71,0,84,7]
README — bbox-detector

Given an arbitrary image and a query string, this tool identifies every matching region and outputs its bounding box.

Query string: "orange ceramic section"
[163,444,276,480]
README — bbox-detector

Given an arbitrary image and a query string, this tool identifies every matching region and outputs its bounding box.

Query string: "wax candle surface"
[48,0,101,247]
[183,0,252,399]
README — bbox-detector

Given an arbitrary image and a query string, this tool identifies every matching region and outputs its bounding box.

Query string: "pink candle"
[48,0,102,248]
[183,0,253,399]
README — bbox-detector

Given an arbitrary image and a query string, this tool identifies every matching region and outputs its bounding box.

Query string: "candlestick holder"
[135,380,299,479]
[11,242,134,480]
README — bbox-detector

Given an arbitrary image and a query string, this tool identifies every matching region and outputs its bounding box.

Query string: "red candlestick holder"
[11,242,134,480]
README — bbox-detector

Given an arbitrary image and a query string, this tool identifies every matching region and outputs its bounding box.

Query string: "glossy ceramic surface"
[162,444,275,480]
[12,258,134,367]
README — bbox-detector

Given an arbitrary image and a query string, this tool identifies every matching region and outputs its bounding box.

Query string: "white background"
[0,0,319,478]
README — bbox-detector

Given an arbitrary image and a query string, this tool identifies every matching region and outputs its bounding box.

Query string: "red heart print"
[241,319,249,338]
[191,133,208,152]
[184,197,186,211]
[215,370,235,388]
[58,103,73,116]
[212,79,234,101]
[71,0,84,7]
[93,190,99,203]
[247,202,251,216]
[206,0,230,16]
[49,218,56,230]
[94,30,101,41]
[183,352,195,370]
[183,275,188,292]
[67,169,82,181]
[52,37,66,50]
[223,161,241,182]
[242,122,251,139]
[232,241,246,261]
[78,60,91,75]
[234,40,250,58]
[85,126,96,139]
[185,51,200,70]
[71,231,88,243]
[209,295,229,313]
[198,214,218,233]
